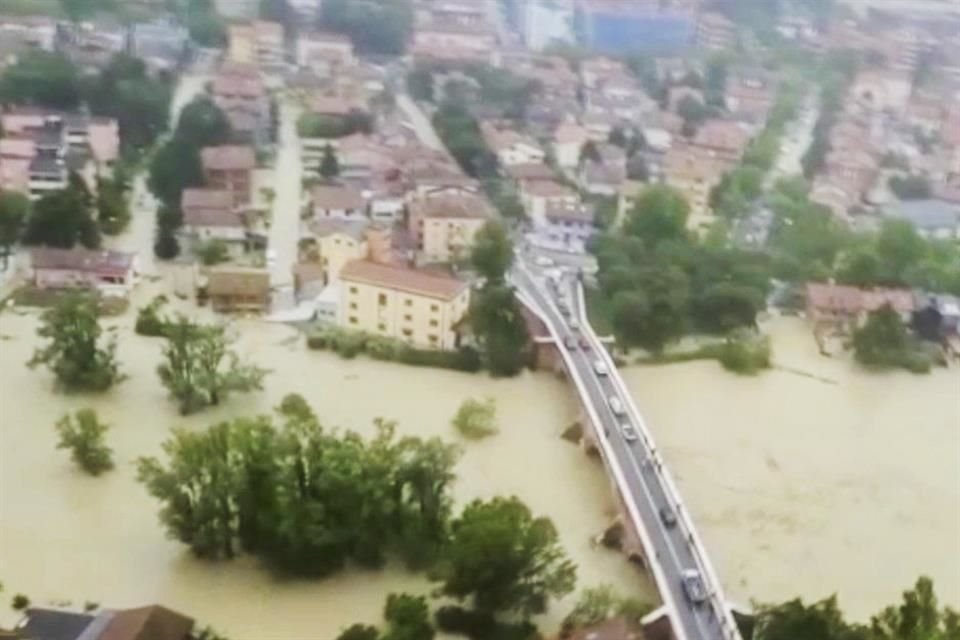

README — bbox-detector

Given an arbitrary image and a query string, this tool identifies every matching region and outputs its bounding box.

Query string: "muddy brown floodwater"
[624,316,960,620]
[0,304,649,639]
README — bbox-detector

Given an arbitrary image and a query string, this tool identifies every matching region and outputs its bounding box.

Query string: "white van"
[593,360,609,376]
[608,396,625,416]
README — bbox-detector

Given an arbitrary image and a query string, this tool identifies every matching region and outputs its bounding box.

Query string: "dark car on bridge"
[659,505,678,528]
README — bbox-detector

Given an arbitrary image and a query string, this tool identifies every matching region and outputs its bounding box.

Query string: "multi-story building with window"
[338,260,470,350]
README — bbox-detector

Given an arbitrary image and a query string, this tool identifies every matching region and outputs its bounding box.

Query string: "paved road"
[267,99,304,294]
[511,263,737,640]
[397,93,444,151]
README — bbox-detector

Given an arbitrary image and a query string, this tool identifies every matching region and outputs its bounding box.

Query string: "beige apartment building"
[339,260,470,350]
[408,194,493,264]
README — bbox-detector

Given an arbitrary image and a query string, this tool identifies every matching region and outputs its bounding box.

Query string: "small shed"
[207,266,270,313]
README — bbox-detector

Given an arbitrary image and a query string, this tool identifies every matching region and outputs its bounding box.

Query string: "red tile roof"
[201,145,255,171]
[341,260,468,300]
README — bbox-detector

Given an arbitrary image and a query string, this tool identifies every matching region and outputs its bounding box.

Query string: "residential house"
[201,145,256,207]
[579,143,626,196]
[552,121,589,171]
[725,73,775,123]
[366,178,407,223]
[31,247,139,297]
[228,21,284,68]
[851,70,913,115]
[412,22,496,65]
[885,199,960,239]
[805,282,916,327]
[12,604,193,640]
[823,148,878,205]
[312,184,367,220]
[181,188,247,255]
[296,31,354,72]
[215,0,257,19]
[696,11,736,51]
[504,162,557,186]
[519,178,579,225]
[662,142,726,218]
[339,259,470,350]
[59,21,126,70]
[567,616,641,640]
[480,121,546,167]
[207,266,270,312]
[541,202,596,253]
[0,138,32,193]
[408,193,494,263]
[211,64,271,147]
[310,218,370,284]
[810,178,857,219]
[520,0,575,51]
[692,119,752,165]
[130,18,189,71]
[0,15,56,53]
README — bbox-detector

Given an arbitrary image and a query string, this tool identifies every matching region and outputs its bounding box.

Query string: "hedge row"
[306,326,482,373]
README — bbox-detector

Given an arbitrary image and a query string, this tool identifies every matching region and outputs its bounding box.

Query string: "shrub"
[435,607,496,638]
[716,332,771,374]
[452,397,498,439]
[135,295,170,337]
[55,409,113,475]
[11,594,30,610]
[306,327,482,373]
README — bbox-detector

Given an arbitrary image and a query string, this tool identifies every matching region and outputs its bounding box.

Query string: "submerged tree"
[55,408,113,475]
[157,316,267,414]
[29,294,123,391]
[432,496,577,618]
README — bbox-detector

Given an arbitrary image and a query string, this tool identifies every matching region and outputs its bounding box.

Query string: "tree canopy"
[432,496,576,618]
[55,408,113,475]
[28,294,124,392]
[0,50,82,110]
[320,0,413,55]
[138,396,460,574]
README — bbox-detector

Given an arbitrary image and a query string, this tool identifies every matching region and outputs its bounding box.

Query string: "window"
[378,323,386,331]
[430,304,439,312]
[428,335,438,344]
[378,293,387,305]
[349,316,358,324]
[404,314,412,321]
[402,328,413,337]
[405,299,413,307]
[349,287,358,294]
[350,302,357,310]
[429,319,438,327]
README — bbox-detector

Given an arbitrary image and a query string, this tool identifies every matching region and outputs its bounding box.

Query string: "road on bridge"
[511,262,737,640]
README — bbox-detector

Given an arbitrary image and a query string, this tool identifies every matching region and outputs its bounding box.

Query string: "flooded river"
[2,306,957,635]
[0,304,647,638]
[624,316,960,620]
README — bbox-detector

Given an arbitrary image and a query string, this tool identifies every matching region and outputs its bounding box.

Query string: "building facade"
[339,260,470,350]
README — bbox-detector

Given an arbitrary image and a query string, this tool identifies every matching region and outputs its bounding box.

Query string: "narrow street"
[769,95,819,185]
[266,99,304,297]
[397,93,444,151]
[104,72,209,277]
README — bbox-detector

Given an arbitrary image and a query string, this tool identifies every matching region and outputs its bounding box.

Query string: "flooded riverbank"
[0,306,649,638]
[624,316,960,620]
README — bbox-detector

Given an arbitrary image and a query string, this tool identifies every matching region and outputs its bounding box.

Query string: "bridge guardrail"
[511,269,690,640]
[573,280,742,640]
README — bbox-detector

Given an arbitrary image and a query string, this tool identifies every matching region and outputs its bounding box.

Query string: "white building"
[521,0,574,51]
[215,0,257,19]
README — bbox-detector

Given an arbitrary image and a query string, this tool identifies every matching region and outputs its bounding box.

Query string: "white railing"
[573,281,742,640]
[511,273,691,640]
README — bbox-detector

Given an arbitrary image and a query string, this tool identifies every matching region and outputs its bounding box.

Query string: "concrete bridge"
[510,261,743,640]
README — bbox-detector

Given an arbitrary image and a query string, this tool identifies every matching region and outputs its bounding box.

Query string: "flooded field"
[0,303,648,638]
[624,316,960,620]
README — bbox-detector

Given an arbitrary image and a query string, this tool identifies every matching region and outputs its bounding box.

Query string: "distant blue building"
[575,1,695,55]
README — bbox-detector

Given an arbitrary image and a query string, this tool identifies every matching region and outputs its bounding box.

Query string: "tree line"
[148,96,233,258]
[592,185,771,354]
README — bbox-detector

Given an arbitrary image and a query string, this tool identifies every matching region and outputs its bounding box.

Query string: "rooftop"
[341,260,468,300]
[312,184,366,210]
[31,247,135,276]
[201,145,255,171]
[411,193,493,219]
[98,605,193,640]
[522,179,577,198]
[886,199,960,230]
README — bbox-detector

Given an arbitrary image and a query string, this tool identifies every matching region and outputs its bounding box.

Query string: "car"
[659,505,678,528]
[607,396,625,416]
[568,319,579,330]
[593,360,609,376]
[558,302,570,316]
[535,256,554,267]
[621,424,638,441]
[563,336,577,349]
[579,337,591,350]
[681,569,707,605]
